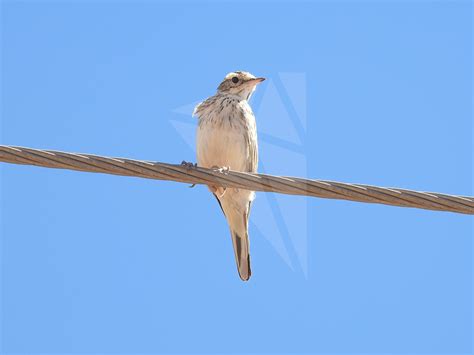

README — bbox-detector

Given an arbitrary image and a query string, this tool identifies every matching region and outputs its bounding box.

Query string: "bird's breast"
[197,122,248,172]
[196,99,256,172]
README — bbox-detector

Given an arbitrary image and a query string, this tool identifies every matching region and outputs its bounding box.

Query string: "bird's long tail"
[218,196,252,281]
[230,229,251,281]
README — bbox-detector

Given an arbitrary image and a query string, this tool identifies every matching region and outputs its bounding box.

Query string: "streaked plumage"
[194,71,264,281]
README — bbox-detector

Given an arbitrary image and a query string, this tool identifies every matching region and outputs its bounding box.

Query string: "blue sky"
[0,0,472,353]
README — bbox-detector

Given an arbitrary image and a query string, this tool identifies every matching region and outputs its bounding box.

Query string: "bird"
[193,71,265,281]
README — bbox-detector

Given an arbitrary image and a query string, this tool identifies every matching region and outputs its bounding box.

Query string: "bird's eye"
[231,77,239,84]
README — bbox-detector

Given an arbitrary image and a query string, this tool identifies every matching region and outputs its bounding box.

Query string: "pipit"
[193,71,265,281]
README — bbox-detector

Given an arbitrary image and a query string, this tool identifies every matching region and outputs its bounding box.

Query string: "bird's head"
[217,71,265,100]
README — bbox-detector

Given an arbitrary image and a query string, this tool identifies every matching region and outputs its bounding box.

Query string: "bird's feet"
[181,160,197,168]
[212,165,230,175]
[210,166,230,197]
[181,160,197,188]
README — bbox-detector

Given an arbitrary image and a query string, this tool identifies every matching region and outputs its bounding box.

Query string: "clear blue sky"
[1,1,472,353]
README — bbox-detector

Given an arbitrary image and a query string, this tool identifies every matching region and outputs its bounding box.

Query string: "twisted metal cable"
[0,145,472,215]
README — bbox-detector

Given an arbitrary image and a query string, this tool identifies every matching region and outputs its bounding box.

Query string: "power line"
[0,145,472,215]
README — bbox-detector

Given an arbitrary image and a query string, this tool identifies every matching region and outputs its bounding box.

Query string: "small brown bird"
[193,71,265,281]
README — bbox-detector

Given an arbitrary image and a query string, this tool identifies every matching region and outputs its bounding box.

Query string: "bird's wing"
[242,107,258,173]
[246,131,258,173]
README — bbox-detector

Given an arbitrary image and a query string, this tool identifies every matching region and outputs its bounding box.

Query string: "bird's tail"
[221,199,252,281]
[230,229,251,281]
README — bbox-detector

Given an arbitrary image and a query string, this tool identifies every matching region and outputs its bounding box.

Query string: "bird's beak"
[247,77,265,86]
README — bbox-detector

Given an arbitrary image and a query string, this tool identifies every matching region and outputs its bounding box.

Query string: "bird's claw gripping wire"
[181,160,197,168]
[181,160,197,187]
[212,166,230,175]
[210,165,230,197]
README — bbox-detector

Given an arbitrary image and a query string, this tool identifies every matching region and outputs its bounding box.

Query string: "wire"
[0,145,472,215]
